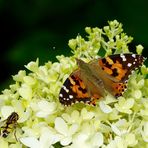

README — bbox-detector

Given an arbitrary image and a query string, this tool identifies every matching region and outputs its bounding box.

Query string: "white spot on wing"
[120,54,126,61]
[59,94,63,97]
[132,54,136,58]
[62,86,69,93]
[127,63,132,67]
[69,95,73,99]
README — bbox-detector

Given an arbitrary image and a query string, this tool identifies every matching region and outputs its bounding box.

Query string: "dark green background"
[0,0,148,91]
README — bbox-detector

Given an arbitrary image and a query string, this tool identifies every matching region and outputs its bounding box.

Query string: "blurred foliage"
[0,0,148,91]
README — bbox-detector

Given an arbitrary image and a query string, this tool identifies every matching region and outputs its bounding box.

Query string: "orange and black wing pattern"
[59,72,92,106]
[98,54,144,82]
[59,54,145,106]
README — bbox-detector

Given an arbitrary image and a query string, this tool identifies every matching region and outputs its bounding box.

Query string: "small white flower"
[111,119,129,136]
[20,137,40,148]
[70,132,103,148]
[13,70,26,82]
[55,117,79,146]
[39,127,62,148]
[124,133,138,147]
[69,133,89,148]
[23,76,36,86]
[25,58,39,72]
[18,84,32,100]
[1,106,14,119]
[131,90,142,99]
[111,124,121,136]
[108,108,121,120]
[104,94,117,104]
[99,101,112,113]
[81,108,95,120]
[18,109,31,123]
[115,97,134,114]
[107,136,126,148]
[36,100,57,118]
[90,132,104,147]
[36,66,49,83]
[20,125,60,148]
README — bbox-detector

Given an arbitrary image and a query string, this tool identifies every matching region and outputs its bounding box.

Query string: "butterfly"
[59,54,145,106]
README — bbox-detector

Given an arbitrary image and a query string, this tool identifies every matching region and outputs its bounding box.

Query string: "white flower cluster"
[0,20,148,148]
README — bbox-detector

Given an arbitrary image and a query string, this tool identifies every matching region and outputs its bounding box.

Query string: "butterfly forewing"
[98,54,144,82]
[59,71,92,106]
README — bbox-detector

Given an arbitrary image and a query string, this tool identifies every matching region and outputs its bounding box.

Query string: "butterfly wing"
[98,54,144,82]
[111,82,127,97]
[59,71,90,106]
[97,53,144,97]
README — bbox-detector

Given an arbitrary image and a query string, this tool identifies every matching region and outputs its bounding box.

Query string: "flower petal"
[91,132,103,147]
[60,137,72,146]
[20,137,40,148]
[55,117,68,136]
[18,84,32,100]
[99,101,112,113]
[1,106,14,119]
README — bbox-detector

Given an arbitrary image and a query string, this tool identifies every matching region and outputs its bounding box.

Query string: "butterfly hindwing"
[109,82,127,98]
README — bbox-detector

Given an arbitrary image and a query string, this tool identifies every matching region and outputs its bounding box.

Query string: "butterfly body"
[59,54,145,106]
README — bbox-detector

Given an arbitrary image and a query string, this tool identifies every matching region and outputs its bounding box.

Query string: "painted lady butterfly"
[59,54,145,106]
